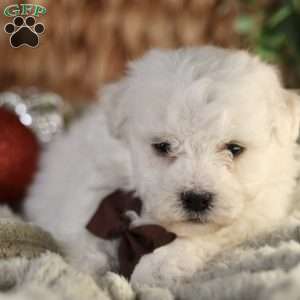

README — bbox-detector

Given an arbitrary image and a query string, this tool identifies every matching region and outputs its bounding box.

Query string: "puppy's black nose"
[181,191,213,213]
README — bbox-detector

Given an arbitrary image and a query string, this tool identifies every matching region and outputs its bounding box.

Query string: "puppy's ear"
[275,90,300,143]
[100,80,128,139]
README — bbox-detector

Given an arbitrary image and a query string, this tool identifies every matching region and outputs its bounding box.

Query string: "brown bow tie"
[86,190,176,278]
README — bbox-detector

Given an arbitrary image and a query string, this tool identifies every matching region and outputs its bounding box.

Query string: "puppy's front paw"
[68,246,111,278]
[64,233,116,278]
[130,239,202,290]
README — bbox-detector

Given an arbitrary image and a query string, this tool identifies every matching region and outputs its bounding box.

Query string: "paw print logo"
[4,16,45,48]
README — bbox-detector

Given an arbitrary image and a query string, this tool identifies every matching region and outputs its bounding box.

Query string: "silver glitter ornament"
[0,91,72,144]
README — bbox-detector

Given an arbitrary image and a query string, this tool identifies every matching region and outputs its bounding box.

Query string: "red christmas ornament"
[0,107,40,203]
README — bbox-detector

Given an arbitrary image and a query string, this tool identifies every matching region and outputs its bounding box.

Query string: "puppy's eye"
[152,142,171,155]
[226,143,245,157]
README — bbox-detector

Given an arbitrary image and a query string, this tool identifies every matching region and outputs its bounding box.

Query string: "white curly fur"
[25,46,300,291]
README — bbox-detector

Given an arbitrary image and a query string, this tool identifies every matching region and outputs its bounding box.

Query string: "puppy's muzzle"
[181,191,214,213]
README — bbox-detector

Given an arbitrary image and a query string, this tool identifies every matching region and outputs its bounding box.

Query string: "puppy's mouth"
[164,209,221,238]
[185,211,212,224]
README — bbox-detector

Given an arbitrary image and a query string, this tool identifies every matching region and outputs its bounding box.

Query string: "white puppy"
[25,46,300,290]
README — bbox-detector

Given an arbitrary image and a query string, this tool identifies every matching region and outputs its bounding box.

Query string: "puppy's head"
[102,47,300,233]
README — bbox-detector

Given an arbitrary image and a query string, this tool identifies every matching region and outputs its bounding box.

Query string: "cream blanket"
[2,206,300,300]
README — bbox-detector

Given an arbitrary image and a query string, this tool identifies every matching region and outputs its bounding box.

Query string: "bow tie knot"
[86,190,176,278]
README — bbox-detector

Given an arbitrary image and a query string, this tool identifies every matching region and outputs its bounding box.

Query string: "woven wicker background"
[0,0,240,103]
